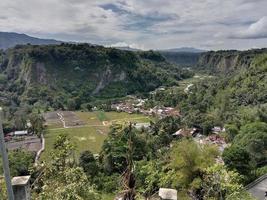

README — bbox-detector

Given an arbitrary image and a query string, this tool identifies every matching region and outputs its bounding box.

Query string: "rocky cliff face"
[197,48,267,74]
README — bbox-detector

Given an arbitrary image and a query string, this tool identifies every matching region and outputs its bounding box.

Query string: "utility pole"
[0,107,15,200]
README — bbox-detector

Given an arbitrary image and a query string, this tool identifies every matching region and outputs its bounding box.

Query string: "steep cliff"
[196,48,267,74]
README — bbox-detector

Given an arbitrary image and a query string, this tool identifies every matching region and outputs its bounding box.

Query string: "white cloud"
[108,42,146,50]
[0,0,267,49]
[231,16,267,39]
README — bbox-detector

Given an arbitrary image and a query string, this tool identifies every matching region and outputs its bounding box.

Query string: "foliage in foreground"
[0,150,34,177]
[34,134,100,200]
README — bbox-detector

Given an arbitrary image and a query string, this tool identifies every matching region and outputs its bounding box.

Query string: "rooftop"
[246,174,267,200]
[12,176,31,186]
[159,188,177,200]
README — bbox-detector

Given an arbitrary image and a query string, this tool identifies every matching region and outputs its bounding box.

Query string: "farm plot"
[42,126,107,160]
[6,135,42,152]
[42,111,152,161]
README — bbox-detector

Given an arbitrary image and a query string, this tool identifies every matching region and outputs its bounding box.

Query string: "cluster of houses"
[194,134,228,152]
[111,97,180,119]
[172,126,228,153]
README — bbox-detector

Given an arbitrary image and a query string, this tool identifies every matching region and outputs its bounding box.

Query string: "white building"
[14,130,28,136]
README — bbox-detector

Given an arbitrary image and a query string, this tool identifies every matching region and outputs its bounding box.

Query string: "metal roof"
[246,174,267,200]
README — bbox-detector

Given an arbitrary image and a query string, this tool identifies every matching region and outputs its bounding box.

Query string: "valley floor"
[42,111,152,161]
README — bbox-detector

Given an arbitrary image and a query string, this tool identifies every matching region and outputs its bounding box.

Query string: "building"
[211,126,225,134]
[246,174,267,200]
[14,130,28,136]
[133,123,150,130]
[12,176,31,200]
[172,128,201,139]
[159,188,177,200]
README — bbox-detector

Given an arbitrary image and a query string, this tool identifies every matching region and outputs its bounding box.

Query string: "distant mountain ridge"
[0,32,62,49]
[159,47,206,53]
[157,47,206,66]
[113,46,141,51]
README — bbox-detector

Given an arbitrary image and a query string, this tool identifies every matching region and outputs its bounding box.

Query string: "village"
[110,95,180,118]
[110,94,228,153]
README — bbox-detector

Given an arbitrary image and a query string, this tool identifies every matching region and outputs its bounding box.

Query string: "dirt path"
[97,129,105,135]
[34,134,45,165]
[57,112,68,128]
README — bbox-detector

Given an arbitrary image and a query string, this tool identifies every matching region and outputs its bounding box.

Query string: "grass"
[42,126,107,160]
[42,111,152,161]
[96,111,109,121]
[100,193,115,200]
[76,111,152,125]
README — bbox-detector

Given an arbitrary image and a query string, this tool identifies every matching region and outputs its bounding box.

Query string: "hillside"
[146,49,267,128]
[0,32,61,50]
[196,48,267,74]
[0,44,190,112]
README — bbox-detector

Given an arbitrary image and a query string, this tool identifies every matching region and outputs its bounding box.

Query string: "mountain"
[0,32,62,49]
[159,47,206,53]
[0,43,191,111]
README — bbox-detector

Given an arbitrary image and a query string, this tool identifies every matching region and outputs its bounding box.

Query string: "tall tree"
[29,112,45,137]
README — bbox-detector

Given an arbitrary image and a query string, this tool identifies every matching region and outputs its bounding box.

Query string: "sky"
[0,0,267,50]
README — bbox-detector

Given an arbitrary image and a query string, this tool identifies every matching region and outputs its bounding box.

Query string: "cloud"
[108,42,145,50]
[0,0,267,50]
[230,16,267,39]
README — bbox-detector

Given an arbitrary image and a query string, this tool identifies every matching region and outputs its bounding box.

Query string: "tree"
[29,112,45,137]
[222,146,253,178]
[79,150,98,177]
[202,164,255,200]
[14,110,27,130]
[40,167,100,200]
[35,134,100,200]
[223,122,267,182]
[224,124,239,142]
[135,160,162,198]
[120,124,136,200]
[0,178,7,200]
[52,134,75,170]
[169,139,219,192]
[100,124,147,174]
[8,150,34,176]
[67,98,78,111]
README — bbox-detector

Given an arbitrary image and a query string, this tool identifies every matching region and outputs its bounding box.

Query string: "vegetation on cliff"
[0,43,193,131]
